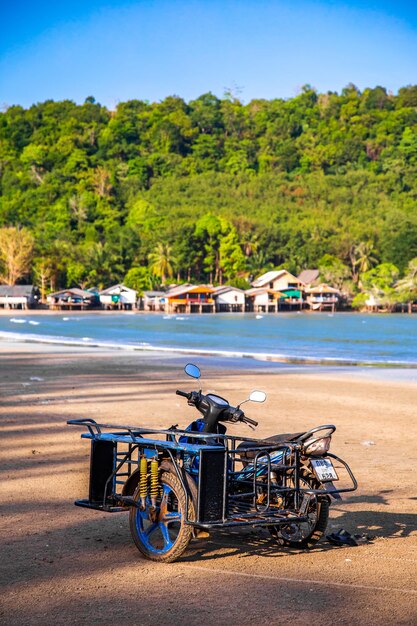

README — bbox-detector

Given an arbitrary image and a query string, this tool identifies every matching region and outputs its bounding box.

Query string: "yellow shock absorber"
[139,456,148,509]
[150,457,159,508]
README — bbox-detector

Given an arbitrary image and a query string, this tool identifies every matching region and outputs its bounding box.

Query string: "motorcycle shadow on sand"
[182,490,417,562]
[328,490,417,539]
[183,528,340,562]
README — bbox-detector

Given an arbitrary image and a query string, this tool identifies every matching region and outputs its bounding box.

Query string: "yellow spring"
[150,458,159,500]
[139,456,148,499]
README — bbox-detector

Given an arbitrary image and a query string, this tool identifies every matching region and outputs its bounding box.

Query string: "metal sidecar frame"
[68,418,357,530]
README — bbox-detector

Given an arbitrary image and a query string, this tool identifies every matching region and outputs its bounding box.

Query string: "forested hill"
[1,84,417,292]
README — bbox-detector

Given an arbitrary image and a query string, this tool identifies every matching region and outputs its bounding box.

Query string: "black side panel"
[89,440,117,503]
[197,449,226,523]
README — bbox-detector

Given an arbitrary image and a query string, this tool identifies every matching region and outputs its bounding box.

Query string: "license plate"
[310,458,338,482]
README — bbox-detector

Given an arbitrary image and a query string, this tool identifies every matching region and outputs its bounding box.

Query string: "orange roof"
[166,284,215,298]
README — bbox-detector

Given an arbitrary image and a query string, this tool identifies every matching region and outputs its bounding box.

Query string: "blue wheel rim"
[134,482,183,555]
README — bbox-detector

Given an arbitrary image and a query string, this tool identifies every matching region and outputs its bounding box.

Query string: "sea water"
[1,312,417,367]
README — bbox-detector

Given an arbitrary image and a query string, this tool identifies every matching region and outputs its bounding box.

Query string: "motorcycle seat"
[236,433,304,461]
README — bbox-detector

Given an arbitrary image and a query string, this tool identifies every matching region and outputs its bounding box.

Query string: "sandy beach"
[1,340,416,625]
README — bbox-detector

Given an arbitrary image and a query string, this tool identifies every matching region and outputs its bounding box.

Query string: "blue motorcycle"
[68,363,357,562]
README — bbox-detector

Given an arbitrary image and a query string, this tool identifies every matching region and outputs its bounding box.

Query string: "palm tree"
[350,241,378,283]
[148,243,176,285]
[77,242,123,289]
[247,250,273,280]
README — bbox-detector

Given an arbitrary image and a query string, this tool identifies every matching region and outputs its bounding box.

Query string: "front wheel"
[269,470,329,548]
[129,470,195,562]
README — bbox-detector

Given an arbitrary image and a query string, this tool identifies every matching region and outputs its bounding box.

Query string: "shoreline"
[1,306,417,317]
[2,331,417,372]
[2,310,417,378]
[2,337,417,385]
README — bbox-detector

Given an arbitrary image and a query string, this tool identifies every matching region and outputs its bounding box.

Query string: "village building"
[305,284,340,312]
[165,284,215,314]
[364,293,379,312]
[213,286,245,312]
[251,270,305,310]
[278,287,305,310]
[297,269,320,287]
[252,269,305,292]
[245,287,283,313]
[99,284,137,310]
[142,291,166,312]
[0,285,40,309]
[47,288,100,310]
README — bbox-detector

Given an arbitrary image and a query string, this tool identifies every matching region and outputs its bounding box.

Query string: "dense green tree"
[396,257,417,304]
[219,228,246,283]
[194,214,230,283]
[318,254,351,290]
[0,86,417,295]
[124,266,153,295]
[360,263,400,310]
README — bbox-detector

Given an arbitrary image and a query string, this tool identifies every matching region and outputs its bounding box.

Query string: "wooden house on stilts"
[165,285,215,314]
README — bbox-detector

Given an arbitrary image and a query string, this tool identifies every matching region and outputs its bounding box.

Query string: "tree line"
[0,84,417,305]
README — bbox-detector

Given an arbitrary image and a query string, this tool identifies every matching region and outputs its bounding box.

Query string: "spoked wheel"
[129,471,195,562]
[269,471,329,548]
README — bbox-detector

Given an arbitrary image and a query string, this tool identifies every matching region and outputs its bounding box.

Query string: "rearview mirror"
[184,363,201,379]
[249,390,266,403]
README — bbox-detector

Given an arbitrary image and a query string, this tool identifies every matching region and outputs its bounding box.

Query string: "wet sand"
[0,341,416,625]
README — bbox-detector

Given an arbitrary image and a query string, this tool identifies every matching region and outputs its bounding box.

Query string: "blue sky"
[1,0,416,108]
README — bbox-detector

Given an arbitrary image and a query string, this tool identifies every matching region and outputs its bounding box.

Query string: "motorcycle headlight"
[303,436,331,456]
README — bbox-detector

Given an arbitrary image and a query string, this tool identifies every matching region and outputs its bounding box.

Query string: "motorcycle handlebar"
[176,389,258,428]
[176,389,190,399]
[243,415,258,427]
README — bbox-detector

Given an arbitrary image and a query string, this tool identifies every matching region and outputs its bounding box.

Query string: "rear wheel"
[269,470,329,548]
[129,471,195,562]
